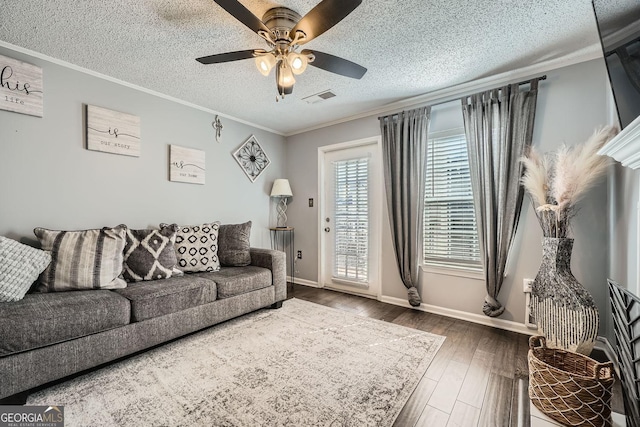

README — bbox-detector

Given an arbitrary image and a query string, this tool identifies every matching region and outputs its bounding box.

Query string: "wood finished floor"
[288,284,533,427]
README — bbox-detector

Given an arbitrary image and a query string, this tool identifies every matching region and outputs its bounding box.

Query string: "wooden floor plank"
[425,337,457,381]
[478,373,514,427]
[451,323,486,365]
[393,376,438,427]
[415,405,450,427]
[457,349,493,408]
[428,360,469,414]
[515,333,531,378]
[491,331,518,379]
[448,401,481,427]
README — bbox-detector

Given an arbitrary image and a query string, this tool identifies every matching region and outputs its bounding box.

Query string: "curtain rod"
[515,74,547,86]
[379,74,547,119]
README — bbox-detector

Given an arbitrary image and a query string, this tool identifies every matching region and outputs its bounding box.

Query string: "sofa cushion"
[218,221,251,267]
[0,290,131,356]
[33,225,127,292]
[193,266,271,299]
[114,275,217,322]
[0,236,51,302]
[123,225,180,282]
[164,222,221,273]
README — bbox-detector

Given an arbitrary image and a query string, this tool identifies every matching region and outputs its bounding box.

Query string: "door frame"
[317,136,383,300]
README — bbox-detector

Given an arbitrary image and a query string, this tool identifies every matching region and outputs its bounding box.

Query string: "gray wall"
[0,46,286,247]
[286,59,612,335]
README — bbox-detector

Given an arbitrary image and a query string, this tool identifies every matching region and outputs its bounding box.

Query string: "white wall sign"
[86,105,141,157]
[170,145,205,185]
[0,54,44,117]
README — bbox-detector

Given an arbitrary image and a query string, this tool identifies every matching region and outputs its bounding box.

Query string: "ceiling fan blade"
[196,49,260,64]
[292,0,362,45]
[213,0,270,35]
[302,50,367,79]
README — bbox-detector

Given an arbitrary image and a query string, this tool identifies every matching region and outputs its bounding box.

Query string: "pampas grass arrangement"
[521,126,618,238]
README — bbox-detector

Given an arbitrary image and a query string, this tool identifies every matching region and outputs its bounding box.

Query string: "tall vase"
[530,237,599,355]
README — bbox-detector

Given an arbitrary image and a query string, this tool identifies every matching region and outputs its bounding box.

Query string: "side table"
[269,227,294,292]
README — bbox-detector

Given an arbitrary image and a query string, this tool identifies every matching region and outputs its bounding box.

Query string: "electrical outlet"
[308,198,314,207]
[297,250,302,259]
[523,278,534,293]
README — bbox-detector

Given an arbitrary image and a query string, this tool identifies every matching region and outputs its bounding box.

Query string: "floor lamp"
[271,179,293,228]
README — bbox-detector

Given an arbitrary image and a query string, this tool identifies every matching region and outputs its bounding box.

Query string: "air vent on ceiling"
[302,90,336,104]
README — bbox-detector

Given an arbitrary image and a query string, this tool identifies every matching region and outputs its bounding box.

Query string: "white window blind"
[423,132,481,269]
[333,158,369,282]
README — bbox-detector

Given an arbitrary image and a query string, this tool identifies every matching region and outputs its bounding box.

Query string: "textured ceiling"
[0,0,610,135]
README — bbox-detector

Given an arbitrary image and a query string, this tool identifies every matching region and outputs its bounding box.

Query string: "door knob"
[324,227,331,232]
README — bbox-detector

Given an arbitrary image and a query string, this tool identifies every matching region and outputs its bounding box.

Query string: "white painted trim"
[288,277,320,287]
[1,40,601,139]
[598,114,640,170]
[598,111,640,294]
[285,45,602,136]
[0,41,284,136]
[420,264,484,281]
[379,295,536,335]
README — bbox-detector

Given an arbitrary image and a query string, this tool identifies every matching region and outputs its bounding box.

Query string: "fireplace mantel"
[598,114,640,169]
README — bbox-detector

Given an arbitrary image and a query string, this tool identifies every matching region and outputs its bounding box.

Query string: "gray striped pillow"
[34,225,128,292]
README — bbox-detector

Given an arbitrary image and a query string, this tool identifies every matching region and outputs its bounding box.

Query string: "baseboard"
[379,295,536,335]
[287,277,320,288]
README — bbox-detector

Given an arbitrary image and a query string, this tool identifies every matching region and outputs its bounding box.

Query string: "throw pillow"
[0,236,52,302]
[163,222,221,273]
[33,225,128,292]
[218,221,251,267]
[122,224,180,282]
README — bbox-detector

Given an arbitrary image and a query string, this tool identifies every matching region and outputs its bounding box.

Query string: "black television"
[592,0,640,129]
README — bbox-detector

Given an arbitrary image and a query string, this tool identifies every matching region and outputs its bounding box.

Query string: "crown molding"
[0,41,285,136]
[0,40,604,139]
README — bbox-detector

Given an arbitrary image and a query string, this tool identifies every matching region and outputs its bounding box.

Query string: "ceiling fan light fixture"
[288,52,308,75]
[255,53,277,76]
[276,62,296,95]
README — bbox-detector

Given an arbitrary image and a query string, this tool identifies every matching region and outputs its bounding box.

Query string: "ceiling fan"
[196,0,367,99]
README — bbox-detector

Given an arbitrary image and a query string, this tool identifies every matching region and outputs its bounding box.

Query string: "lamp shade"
[270,179,293,197]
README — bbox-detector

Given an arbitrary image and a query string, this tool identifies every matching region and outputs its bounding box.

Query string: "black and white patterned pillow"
[122,225,180,282]
[34,225,128,292]
[162,222,220,273]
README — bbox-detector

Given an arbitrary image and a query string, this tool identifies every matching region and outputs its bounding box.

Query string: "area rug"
[27,298,445,426]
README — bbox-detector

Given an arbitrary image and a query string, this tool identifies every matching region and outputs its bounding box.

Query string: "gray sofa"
[0,247,286,400]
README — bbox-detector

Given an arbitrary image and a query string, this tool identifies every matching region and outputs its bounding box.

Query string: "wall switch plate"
[308,198,313,207]
[297,250,302,259]
[523,278,533,293]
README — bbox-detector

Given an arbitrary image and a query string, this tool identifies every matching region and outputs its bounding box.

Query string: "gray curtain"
[461,80,539,317]
[379,106,430,307]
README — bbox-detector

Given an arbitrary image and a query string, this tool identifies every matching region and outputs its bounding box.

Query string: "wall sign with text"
[170,145,206,185]
[0,54,44,117]
[86,105,141,157]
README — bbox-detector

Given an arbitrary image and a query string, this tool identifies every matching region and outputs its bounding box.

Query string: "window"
[423,130,481,270]
[333,157,369,282]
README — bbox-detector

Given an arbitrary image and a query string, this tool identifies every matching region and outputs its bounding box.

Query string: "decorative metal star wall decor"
[233,135,271,182]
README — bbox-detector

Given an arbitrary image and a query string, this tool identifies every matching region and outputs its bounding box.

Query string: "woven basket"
[528,336,614,426]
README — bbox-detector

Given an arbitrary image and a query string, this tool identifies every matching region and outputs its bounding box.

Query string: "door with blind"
[320,141,380,297]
